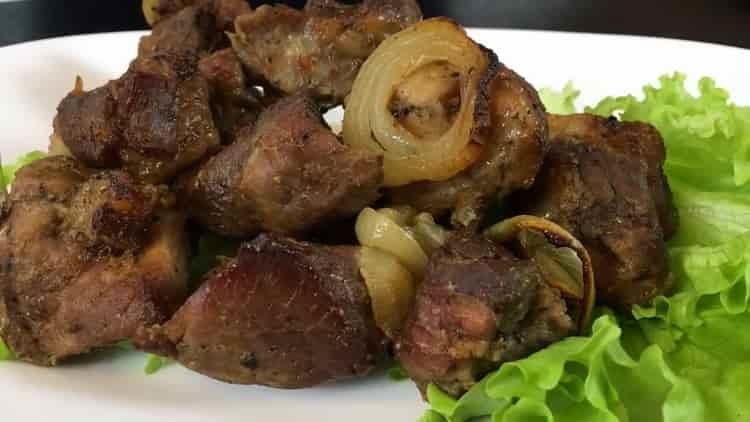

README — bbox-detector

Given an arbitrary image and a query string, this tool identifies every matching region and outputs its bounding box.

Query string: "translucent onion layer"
[358,247,416,339]
[355,207,429,278]
[343,18,490,187]
[485,215,596,334]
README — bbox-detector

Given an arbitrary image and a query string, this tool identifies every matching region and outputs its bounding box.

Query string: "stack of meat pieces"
[3,0,418,385]
[0,0,678,398]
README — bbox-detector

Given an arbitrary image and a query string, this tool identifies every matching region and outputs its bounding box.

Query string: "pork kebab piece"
[143,0,251,31]
[52,1,265,183]
[176,94,383,238]
[0,156,189,366]
[232,0,422,108]
[515,114,678,309]
[136,233,416,388]
[396,217,595,397]
[144,0,270,142]
[343,19,548,229]
[198,48,273,143]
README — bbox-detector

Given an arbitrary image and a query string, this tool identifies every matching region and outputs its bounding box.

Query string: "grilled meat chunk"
[397,233,575,397]
[53,80,122,167]
[113,54,220,182]
[516,114,677,309]
[176,95,382,237]
[135,234,387,388]
[148,0,252,31]
[198,48,269,142]
[232,0,422,107]
[138,4,222,58]
[53,6,222,183]
[0,156,189,366]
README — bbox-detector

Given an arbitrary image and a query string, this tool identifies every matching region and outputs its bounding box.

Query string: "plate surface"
[0,29,749,422]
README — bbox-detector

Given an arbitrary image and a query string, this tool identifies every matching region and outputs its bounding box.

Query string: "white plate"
[1,29,749,422]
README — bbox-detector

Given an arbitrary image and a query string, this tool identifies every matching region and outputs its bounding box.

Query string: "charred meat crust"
[175,94,383,237]
[53,6,222,184]
[0,156,189,365]
[397,233,574,397]
[53,84,123,168]
[135,233,387,388]
[388,48,548,229]
[114,53,220,182]
[547,114,678,238]
[517,113,676,309]
[197,48,268,143]
[138,5,222,58]
[232,0,422,107]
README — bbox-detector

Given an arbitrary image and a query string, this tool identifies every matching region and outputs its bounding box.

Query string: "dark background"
[0,0,749,48]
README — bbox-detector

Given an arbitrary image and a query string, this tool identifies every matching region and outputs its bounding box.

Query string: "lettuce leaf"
[425,75,750,422]
[588,73,750,192]
[189,232,241,289]
[0,338,14,361]
[539,83,580,115]
[1,151,46,189]
[588,73,750,246]
[426,313,706,422]
[387,362,409,381]
[144,354,172,375]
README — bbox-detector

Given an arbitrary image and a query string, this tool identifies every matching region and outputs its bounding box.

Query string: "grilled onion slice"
[344,18,548,228]
[355,206,449,278]
[355,207,428,278]
[485,215,596,333]
[355,206,446,339]
[142,0,161,26]
[343,18,489,187]
[358,247,416,339]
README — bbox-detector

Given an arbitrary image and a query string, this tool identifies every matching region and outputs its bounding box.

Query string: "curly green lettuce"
[144,354,173,375]
[588,73,750,246]
[0,339,14,361]
[539,82,580,115]
[425,74,750,422]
